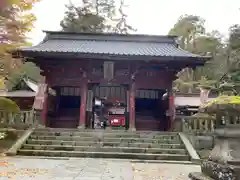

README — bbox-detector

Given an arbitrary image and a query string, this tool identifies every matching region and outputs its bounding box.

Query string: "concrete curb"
[178,132,200,162]
[6,128,34,156]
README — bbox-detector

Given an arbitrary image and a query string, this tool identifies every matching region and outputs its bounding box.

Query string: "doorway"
[92,85,127,129]
[135,89,168,131]
[50,86,81,128]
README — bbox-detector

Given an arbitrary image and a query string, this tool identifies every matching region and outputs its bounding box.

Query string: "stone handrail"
[181,116,216,133]
[0,110,37,129]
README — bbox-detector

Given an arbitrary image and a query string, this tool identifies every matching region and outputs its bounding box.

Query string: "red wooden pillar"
[41,91,48,126]
[129,82,136,131]
[168,90,175,130]
[78,82,87,128]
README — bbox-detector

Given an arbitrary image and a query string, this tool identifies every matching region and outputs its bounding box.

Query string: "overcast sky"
[29,0,240,45]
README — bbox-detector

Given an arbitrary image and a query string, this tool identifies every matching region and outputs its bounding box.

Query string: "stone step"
[26,139,184,149]
[29,135,180,144]
[18,149,189,161]
[32,131,179,139]
[22,144,187,154]
[34,128,179,135]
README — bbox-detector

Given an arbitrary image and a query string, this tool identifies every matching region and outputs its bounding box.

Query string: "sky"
[29,0,240,45]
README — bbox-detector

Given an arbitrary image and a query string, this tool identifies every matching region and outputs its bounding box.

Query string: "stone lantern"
[189,84,240,180]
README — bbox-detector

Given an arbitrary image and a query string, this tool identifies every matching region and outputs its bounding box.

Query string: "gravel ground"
[0,157,201,180]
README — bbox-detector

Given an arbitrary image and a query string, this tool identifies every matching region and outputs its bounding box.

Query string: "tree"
[215,24,240,93]
[169,15,224,93]
[0,0,39,77]
[169,15,205,50]
[229,24,240,50]
[114,0,135,34]
[60,0,135,34]
[60,1,105,33]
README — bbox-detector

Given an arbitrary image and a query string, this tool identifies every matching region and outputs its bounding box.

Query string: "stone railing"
[0,110,38,129]
[181,115,240,133]
[181,116,216,133]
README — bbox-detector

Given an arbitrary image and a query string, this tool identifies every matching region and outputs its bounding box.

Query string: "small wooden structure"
[0,79,38,129]
[174,92,216,116]
[0,78,38,110]
[15,31,209,131]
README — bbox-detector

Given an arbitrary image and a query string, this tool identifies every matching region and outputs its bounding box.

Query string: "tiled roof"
[174,96,215,107]
[19,31,208,60]
[22,40,201,58]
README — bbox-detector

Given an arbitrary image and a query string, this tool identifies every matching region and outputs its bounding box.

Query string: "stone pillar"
[78,82,87,129]
[189,124,240,180]
[129,82,136,131]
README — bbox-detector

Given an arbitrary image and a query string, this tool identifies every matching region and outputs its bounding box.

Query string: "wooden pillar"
[78,81,87,128]
[41,87,48,127]
[168,88,175,130]
[129,82,136,131]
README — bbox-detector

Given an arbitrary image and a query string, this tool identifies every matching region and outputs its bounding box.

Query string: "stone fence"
[0,110,39,129]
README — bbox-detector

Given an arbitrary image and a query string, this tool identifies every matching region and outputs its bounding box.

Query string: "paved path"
[0,157,200,180]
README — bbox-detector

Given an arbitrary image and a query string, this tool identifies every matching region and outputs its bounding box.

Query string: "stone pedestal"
[189,125,240,180]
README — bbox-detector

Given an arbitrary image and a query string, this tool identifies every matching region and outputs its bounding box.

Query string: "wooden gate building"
[15,31,209,131]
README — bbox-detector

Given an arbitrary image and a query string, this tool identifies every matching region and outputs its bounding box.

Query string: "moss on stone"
[200,96,240,113]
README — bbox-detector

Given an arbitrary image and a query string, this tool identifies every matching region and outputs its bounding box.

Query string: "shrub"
[0,97,20,113]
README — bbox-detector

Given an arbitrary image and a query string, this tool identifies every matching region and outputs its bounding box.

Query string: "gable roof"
[24,79,38,92]
[0,78,38,97]
[17,31,210,63]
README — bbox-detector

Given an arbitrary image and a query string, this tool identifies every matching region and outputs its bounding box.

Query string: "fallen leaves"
[0,162,49,179]
[0,161,10,167]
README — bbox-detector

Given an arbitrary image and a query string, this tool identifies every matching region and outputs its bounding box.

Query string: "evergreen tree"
[60,1,105,33]
[60,0,135,34]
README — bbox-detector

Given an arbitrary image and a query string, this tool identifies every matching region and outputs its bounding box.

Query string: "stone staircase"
[17,128,190,161]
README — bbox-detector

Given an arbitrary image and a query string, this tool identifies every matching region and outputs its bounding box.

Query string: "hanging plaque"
[104,61,114,80]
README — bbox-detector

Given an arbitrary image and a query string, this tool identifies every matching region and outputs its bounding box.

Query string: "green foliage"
[197,76,217,90]
[203,96,240,107]
[60,0,135,34]
[169,15,205,50]
[0,78,5,89]
[0,97,20,112]
[170,14,240,94]
[60,2,106,33]
[229,24,240,50]
[200,96,240,113]
[0,0,39,77]
[192,112,215,119]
